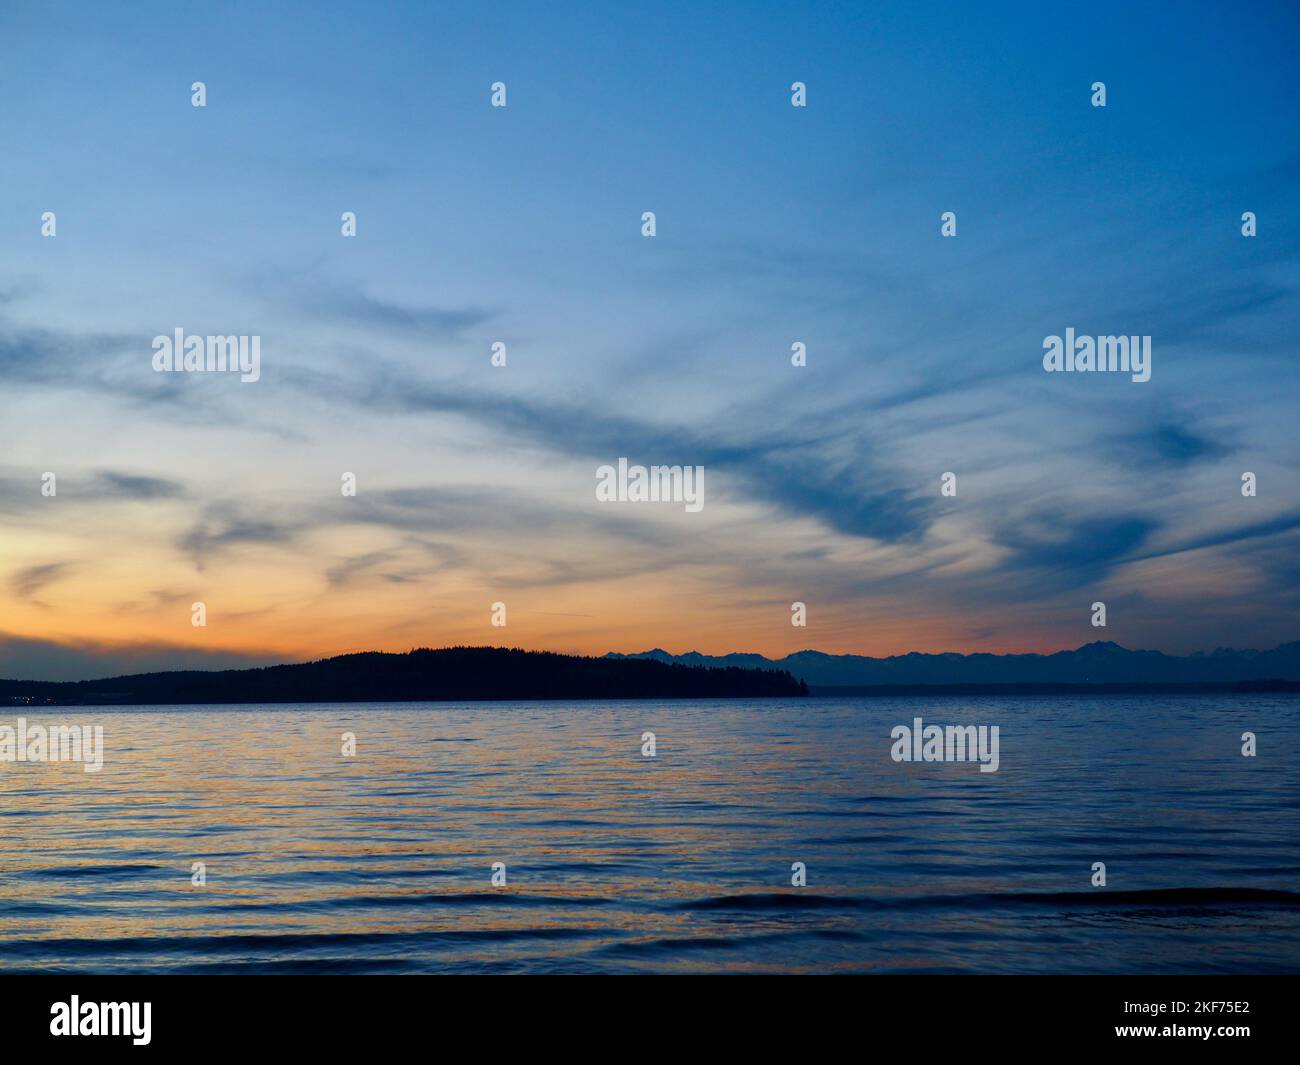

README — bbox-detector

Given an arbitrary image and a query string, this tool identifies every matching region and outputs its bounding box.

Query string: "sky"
[1,1,1297,680]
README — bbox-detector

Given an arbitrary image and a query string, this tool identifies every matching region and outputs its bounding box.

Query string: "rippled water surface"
[1,696,1297,973]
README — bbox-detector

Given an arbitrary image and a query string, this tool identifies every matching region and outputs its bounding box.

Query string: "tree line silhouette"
[0,646,808,705]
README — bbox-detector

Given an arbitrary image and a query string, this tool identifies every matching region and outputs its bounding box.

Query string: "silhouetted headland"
[0,646,808,706]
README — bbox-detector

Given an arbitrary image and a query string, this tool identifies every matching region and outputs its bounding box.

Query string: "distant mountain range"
[606,641,1300,692]
[0,646,806,706]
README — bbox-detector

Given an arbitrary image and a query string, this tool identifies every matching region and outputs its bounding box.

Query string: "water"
[1,696,1297,973]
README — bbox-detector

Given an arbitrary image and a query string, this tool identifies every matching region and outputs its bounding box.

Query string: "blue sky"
[1,1,1297,679]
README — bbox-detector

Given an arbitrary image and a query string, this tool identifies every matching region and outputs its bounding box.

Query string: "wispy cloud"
[303,364,935,544]
[244,269,495,339]
[10,562,73,600]
[1108,421,1234,469]
[178,502,308,570]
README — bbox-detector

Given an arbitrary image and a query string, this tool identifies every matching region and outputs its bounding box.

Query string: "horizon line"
[3,637,1299,687]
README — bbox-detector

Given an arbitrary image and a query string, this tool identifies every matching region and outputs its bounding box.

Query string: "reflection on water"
[1,696,1297,973]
